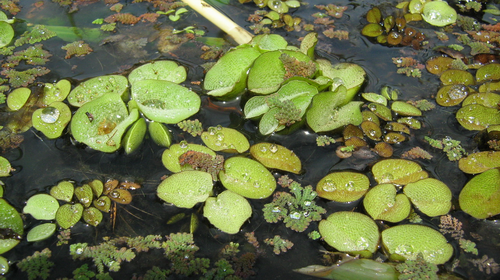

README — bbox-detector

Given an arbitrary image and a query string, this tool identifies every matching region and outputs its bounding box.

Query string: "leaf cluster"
[163,232,210,276]
[17,248,54,280]
[395,253,438,280]
[70,242,135,274]
[264,235,294,255]
[263,181,326,232]
[3,44,52,68]
[14,25,56,47]
[61,41,93,59]
[425,136,467,161]
[177,119,203,137]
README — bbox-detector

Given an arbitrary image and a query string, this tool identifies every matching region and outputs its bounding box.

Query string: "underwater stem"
[181,0,253,44]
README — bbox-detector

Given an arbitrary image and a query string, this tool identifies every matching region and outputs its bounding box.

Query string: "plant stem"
[181,0,254,45]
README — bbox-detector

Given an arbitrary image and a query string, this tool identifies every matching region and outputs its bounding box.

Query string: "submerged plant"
[263,181,325,232]
[17,248,54,280]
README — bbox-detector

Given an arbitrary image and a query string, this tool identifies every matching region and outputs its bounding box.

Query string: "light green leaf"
[319,212,379,258]
[128,60,187,85]
[382,224,453,264]
[27,223,57,242]
[67,75,129,107]
[32,101,72,139]
[203,190,252,234]
[23,194,60,220]
[131,79,200,123]
[219,157,276,199]
[70,94,139,153]
[0,21,14,48]
[56,203,84,229]
[0,198,22,254]
[157,171,213,208]
[50,181,74,202]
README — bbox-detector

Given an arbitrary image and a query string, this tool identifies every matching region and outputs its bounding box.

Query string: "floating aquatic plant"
[203,190,252,234]
[14,25,56,47]
[395,253,439,280]
[4,44,52,67]
[469,255,500,275]
[61,40,93,58]
[264,235,294,255]
[316,135,336,146]
[263,181,325,232]
[402,146,433,160]
[163,232,210,276]
[1,67,50,88]
[17,248,54,280]
[425,136,467,161]
[319,211,379,258]
[177,119,203,137]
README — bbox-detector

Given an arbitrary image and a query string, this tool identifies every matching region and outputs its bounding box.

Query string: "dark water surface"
[1,0,500,279]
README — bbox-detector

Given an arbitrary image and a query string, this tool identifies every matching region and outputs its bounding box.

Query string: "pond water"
[1,0,500,279]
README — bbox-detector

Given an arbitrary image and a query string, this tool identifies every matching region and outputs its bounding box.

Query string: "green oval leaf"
[32,101,72,139]
[131,79,200,123]
[456,104,500,130]
[404,178,452,217]
[50,181,74,202]
[67,75,128,107]
[372,159,428,185]
[56,203,84,229]
[319,212,379,258]
[161,142,216,173]
[203,190,252,234]
[364,184,411,223]
[381,224,453,264]
[149,121,173,147]
[391,101,422,117]
[219,157,276,199]
[27,223,57,242]
[361,23,384,37]
[421,1,457,27]
[440,69,475,86]
[128,60,187,85]
[459,151,500,174]
[83,207,103,226]
[7,87,31,111]
[123,118,147,154]
[201,126,250,153]
[0,156,12,177]
[459,168,500,219]
[306,86,363,133]
[70,93,139,153]
[316,171,369,202]
[157,170,213,208]
[42,79,71,106]
[74,184,93,208]
[0,21,14,48]
[476,63,500,83]
[23,194,60,220]
[0,198,23,254]
[250,143,301,174]
[204,46,261,98]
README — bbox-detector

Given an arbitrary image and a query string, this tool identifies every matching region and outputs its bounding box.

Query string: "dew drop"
[40,107,60,123]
